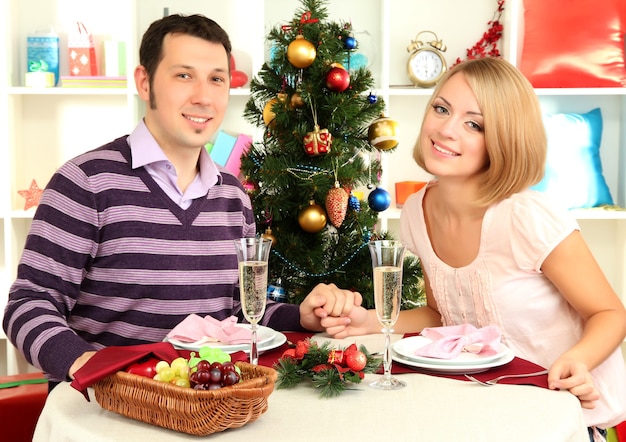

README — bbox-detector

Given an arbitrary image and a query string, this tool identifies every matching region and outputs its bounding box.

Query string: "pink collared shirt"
[127,120,219,209]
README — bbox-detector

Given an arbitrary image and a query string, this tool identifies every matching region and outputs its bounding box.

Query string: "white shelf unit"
[1,0,625,375]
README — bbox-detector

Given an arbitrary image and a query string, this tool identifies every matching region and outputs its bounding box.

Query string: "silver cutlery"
[464,369,549,386]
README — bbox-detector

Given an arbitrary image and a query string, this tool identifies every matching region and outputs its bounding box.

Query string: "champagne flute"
[368,240,406,390]
[234,237,272,365]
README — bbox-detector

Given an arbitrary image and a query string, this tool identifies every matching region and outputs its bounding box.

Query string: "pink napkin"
[166,315,252,345]
[415,324,502,360]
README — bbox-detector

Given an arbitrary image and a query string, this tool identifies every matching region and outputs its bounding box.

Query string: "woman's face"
[420,73,489,180]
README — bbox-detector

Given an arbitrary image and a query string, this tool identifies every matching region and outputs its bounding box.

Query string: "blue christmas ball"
[344,36,357,50]
[368,188,391,212]
[367,93,377,104]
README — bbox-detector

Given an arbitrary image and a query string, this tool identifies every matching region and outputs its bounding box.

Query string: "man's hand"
[68,351,97,379]
[299,283,362,331]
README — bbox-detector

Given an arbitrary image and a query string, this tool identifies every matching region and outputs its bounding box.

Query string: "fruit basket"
[93,361,277,436]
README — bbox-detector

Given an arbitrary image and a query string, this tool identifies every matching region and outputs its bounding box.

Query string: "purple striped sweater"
[3,136,302,382]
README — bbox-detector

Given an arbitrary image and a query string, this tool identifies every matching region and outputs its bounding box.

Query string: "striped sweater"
[3,136,301,382]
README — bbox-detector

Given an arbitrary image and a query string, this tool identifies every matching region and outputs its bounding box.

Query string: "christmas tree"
[240,0,423,309]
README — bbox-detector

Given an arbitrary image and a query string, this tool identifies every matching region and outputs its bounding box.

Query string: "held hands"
[548,357,600,409]
[299,283,368,335]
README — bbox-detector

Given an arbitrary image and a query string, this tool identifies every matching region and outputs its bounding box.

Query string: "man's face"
[135,32,230,154]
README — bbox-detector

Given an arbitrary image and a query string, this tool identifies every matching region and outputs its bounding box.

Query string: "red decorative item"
[18,179,43,210]
[325,182,349,228]
[303,125,332,156]
[327,349,345,365]
[345,350,367,371]
[229,55,248,88]
[325,66,350,92]
[520,0,626,87]
[452,0,505,67]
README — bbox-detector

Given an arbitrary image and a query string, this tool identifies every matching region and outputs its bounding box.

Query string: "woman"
[322,57,626,439]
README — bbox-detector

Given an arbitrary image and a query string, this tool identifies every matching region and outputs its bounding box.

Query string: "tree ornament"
[303,125,332,156]
[267,278,287,303]
[262,227,277,245]
[325,65,350,92]
[241,177,258,194]
[348,193,360,212]
[344,36,357,50]
[298,201,327,233]
[287,35,316,69]
[290,91,304,109]
[263,98,279,126]
[325,181,349,228]
[368,115,399,151]
[368,187,391,212]
[367,92,378,104]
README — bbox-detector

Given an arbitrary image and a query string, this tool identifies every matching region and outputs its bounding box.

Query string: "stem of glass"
[382,326,393,380]
[250,323,259,365]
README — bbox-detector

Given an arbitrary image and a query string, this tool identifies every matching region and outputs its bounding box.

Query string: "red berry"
[345,350,367,371]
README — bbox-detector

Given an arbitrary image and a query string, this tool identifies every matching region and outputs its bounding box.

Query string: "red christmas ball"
[345,350,367,371]
[326,66,350,92]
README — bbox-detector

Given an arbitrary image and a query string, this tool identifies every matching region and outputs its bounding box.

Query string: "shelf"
[7,87,130,96]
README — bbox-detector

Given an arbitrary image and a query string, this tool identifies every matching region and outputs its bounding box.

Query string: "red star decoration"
[18,179,43,210]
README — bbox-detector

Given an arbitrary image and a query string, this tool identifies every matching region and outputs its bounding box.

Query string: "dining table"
[33,332,589,442]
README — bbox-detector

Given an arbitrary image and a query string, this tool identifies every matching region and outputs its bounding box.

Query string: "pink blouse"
[400,181,626,428]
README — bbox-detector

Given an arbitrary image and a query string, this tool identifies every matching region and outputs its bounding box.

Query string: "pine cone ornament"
[325,182,349,228]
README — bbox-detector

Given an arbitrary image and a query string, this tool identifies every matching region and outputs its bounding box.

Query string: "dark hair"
[139,13,232,81]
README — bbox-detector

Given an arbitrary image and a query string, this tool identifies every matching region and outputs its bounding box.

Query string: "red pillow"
[520,0,626,87]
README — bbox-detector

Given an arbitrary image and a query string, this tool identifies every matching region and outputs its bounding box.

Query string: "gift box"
[68,22,98,76]
[104,41,126,77]
[395,181,427,207]
[26,32,59,85]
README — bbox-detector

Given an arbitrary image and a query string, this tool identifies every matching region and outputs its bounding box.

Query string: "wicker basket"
[93,362,277,436]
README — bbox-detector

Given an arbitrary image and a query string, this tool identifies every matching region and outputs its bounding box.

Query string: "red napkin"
[390,333,549,389]
[71,342,184,400]
[166,315,252,345]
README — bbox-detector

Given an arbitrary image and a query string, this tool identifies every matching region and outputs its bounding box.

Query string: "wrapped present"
[68,22,98,76]
[26,30,59,85]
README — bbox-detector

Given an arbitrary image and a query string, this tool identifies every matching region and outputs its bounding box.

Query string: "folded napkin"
[70,342,183,401]
[166,315,252,345]
[415,324,502,360]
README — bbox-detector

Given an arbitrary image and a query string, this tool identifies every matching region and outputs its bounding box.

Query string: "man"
[3,14,358,390]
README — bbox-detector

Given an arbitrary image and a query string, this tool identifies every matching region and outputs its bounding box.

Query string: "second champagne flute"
[368,240,406,390]
[233,237,272,365]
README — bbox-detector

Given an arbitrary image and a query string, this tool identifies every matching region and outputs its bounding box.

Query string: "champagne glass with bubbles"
[368,240,406,390]
[234,237,272,365]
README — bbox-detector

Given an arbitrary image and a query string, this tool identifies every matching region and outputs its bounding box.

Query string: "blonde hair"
[413,57,546,206]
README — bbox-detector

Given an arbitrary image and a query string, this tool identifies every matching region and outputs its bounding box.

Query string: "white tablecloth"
[34,345,589,442]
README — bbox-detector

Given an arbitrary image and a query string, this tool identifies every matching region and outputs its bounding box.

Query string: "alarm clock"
[406,31,447,88]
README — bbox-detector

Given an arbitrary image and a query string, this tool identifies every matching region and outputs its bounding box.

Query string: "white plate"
[391,346,515,375]
[166,324,276,353]
[392,335,510,366]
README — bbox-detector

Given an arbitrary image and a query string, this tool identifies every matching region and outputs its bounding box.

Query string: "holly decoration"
[453,0,505,66]
[274,338,382,398]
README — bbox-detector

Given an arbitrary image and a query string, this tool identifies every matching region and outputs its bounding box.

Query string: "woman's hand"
[548,357,600,409]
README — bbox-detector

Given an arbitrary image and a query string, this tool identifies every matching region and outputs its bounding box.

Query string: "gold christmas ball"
[263,98,278,126]
[262,228,277,245]
[290,92,304,109]
[298,201,327,233]
[287,35,316,69]
[368,116,399,151]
